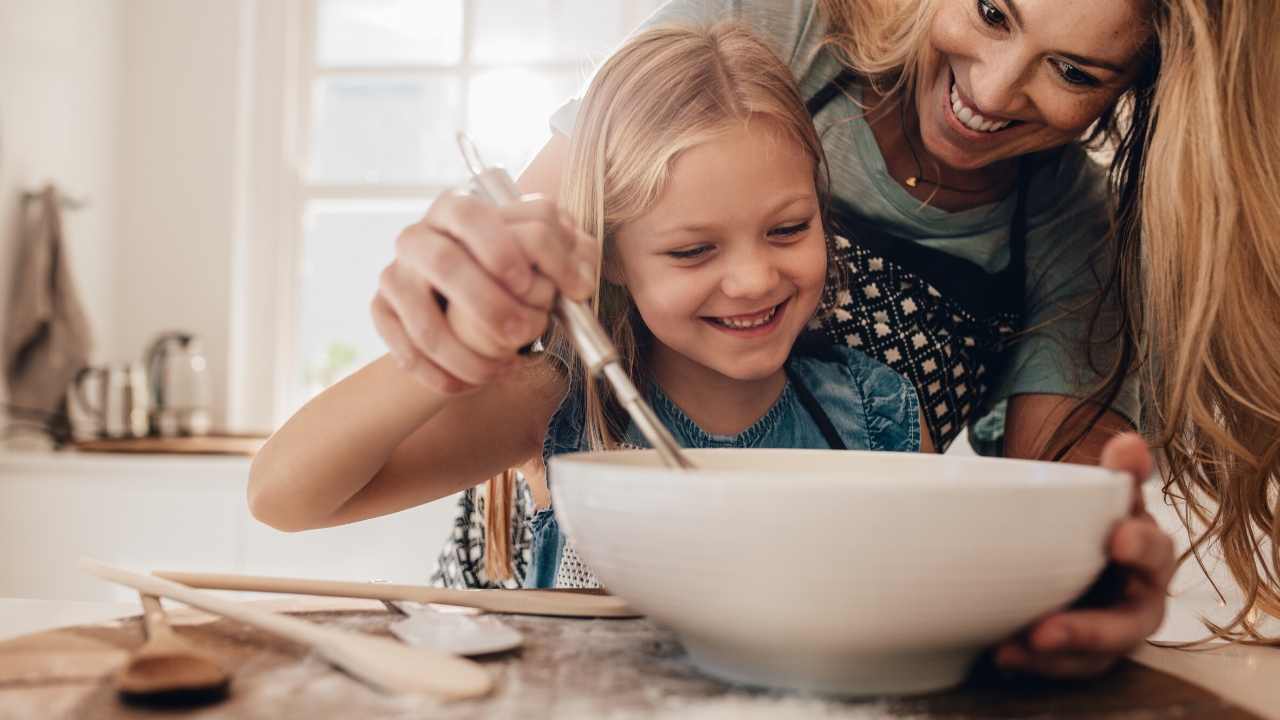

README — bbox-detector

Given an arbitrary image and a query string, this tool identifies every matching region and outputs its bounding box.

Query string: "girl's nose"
[720,248,780,299]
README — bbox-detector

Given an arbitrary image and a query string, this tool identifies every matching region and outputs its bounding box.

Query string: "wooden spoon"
[116,593,230,706]
[153,570,639,618]
[82,559,493,700]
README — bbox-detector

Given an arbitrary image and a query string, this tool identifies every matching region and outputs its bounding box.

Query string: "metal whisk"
[456,133,694,470]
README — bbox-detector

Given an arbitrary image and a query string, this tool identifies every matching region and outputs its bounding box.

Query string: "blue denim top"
[527,343,921,588]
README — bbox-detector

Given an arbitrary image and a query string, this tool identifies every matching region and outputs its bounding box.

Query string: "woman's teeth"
[714,305,778,329]
[950,82,1013,133]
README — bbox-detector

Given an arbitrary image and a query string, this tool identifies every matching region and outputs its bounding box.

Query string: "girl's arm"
[247,355,566,532]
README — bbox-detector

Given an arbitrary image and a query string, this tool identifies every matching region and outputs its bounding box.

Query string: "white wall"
[116,0,256,432]
[0,0,124,401]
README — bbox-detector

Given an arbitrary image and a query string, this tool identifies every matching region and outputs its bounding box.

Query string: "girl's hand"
[371,192,598,395]
[993,432,1175,677]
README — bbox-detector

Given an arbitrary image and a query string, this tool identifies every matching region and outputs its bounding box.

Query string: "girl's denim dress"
[528,341,921,588]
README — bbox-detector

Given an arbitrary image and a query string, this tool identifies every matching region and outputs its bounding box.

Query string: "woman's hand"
[993,432,1176,677]
[371,192,598,394]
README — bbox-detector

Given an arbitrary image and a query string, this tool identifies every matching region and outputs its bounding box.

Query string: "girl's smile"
[611,118,827,402]
[702,298,790,337]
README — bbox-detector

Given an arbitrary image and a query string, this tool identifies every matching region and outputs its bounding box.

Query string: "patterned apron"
[806,69,1029,450]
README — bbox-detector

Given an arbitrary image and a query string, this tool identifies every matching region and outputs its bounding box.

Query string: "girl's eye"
[667,245,711,260]
[1053,60,1099,87]
[769,221,811,239]
[976,0,1006,27]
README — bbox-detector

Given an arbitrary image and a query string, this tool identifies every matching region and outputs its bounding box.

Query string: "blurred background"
[0,0,664,439]
[0,0,666,602]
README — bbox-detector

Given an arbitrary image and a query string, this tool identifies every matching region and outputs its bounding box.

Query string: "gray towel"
[3,185,93,422]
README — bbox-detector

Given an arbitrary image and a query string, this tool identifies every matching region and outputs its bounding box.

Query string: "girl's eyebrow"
[653,192,815,236]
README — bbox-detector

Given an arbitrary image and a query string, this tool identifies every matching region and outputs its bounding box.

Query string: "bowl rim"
[549,448,1130,491]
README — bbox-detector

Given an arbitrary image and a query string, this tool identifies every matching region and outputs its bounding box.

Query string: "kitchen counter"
[1,596,1277,719]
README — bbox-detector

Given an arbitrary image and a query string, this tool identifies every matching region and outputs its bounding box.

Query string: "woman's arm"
[1002,393,1134,464]
[247,355,565,532]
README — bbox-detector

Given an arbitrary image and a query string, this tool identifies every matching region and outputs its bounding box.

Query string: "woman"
[370,0,1279,674]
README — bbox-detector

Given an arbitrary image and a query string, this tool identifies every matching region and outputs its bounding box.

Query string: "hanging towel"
[3,185,93,425]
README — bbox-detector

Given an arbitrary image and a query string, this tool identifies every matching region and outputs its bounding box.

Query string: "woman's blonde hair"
[552,21,830,451]
[482,21,830,581]
[821,0,1280,642]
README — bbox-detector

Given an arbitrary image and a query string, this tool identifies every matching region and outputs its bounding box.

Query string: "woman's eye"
[977,0,1006,27]
[769,221,811,239]
[667,245,711,260]
[1053,60,1099,87]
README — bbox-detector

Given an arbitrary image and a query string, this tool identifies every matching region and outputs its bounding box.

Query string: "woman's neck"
[646,346,788,437]
[862,85,1017,212]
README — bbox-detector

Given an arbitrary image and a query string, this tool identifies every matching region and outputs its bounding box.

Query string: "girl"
[248,23,932,592]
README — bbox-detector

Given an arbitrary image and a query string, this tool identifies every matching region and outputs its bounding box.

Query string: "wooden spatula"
[81,559,493,700]
[116,593,230,706]
[153,570,640,618]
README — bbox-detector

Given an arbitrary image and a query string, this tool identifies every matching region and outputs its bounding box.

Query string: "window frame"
[236,0,661,429]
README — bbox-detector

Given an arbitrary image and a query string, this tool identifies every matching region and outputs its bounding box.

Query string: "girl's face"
[612,121,827,387]
[918,0,1151,171]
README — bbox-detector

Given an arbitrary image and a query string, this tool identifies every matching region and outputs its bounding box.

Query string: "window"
[290,0,665,406]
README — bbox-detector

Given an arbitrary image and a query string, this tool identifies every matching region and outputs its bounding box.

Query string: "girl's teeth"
[717,306,777,329]
[949,81,1011,134]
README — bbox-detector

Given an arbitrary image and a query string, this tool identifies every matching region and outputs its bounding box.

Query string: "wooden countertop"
[1,597,1276,719]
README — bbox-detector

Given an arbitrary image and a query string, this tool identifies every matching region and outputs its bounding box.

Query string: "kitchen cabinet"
[0,452,458,602]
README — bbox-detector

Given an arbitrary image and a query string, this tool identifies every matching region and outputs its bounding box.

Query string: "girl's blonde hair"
[482,22,829,581]
[821,0,1280,643]
[553,22,830,451]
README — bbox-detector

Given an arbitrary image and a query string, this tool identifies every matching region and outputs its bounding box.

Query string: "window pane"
[296,199,429,397]
[316,0,463,66]
[472,0,624,65]
[311,76,465,185]
[467,69,580,175]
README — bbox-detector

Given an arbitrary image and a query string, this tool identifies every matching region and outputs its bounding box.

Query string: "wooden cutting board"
[0,609,1264,719]
[72,435,266,457]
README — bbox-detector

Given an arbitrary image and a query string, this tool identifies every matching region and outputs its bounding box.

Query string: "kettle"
[144,331,211,437]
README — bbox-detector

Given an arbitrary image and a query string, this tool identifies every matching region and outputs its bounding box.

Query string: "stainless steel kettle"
[144,331,211,437]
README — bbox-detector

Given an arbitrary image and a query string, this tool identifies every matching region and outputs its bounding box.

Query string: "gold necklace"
[898,103,1004,195]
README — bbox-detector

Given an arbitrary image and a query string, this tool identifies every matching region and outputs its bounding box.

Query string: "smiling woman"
[819,0,1280,646]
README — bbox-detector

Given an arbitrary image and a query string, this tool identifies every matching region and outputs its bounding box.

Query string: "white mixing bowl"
[549,448,1130,696]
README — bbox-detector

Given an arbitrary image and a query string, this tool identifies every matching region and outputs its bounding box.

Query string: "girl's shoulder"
[789,336,921,452]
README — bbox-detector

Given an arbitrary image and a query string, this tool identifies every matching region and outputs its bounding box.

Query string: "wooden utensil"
[154,570,640,618]
[81,559,493,700]
[116,593,230,706]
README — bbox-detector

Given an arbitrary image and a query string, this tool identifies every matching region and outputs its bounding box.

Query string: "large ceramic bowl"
[549,448,1130,696]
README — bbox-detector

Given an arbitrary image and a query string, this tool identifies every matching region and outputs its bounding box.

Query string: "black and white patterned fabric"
[430,477,534,589]
[807,69,1029,450]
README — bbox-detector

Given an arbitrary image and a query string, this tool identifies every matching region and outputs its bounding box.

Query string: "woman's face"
[612,120,827,388]
[918,0,1151,171]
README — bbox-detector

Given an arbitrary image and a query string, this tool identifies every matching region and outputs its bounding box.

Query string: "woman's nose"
[966,50,1031,118]
[720,248,780,298]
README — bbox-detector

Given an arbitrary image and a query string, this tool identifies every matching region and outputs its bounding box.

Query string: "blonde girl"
[251,22,928,599]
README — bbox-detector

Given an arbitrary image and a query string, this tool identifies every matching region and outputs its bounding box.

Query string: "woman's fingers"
[1099,432,1156,512]
[994,643,1118,679]
[1111,513,1178,591]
